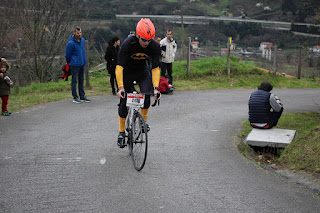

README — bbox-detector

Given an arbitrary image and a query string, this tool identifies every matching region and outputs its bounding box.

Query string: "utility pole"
[273,45,277,77]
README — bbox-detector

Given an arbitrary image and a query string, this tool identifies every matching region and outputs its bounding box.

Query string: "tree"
[10,0,79,82]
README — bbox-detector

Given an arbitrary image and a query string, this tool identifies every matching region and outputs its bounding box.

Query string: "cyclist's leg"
[138,73,152,122]
[118,81,135,132]
[118,98,127,148]
[117,81,135,148]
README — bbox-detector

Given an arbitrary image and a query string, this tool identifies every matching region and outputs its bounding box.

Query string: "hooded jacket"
[65,35,87,67]
[105,43,120,74]
[160,37,177,63]
[159,76,172,93]
[0,61,12,96]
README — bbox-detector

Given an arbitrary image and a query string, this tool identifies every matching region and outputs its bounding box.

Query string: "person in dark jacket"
[65,27,90,103]
[0,61,13,116]
[105,36,120,95]
[248,81,283,129]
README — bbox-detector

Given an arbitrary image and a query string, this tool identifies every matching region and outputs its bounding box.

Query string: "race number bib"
[126,93,145,107]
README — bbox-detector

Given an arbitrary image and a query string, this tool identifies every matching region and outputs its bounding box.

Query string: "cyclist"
[116,18,161,148]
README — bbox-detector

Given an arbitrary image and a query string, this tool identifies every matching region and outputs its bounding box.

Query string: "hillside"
[79,0,319,24]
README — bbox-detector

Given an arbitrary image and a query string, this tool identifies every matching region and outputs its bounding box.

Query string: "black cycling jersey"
[118,36,161,81]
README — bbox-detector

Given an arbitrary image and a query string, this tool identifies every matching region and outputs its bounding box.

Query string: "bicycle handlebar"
[120,91,160,107]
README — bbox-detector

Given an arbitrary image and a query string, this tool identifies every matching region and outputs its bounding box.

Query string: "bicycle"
[120,91,160,171]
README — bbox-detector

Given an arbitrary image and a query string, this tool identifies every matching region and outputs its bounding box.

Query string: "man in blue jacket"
[65,27,90,103]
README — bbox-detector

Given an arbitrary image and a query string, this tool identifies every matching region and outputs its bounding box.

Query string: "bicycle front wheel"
[130,112,148,171]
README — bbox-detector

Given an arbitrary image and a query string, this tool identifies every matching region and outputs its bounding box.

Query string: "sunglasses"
[140,37,151,42]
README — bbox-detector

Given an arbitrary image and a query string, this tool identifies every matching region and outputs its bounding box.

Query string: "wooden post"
[297,47,302,79]
[187,37,191,76]
[181,15,185,60]
[273,45,277,77]
[227,37,231,78]
[85,40,91,89]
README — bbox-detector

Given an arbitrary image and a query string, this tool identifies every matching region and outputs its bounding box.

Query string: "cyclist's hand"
[154,89,161,100]
[117,87,125,99]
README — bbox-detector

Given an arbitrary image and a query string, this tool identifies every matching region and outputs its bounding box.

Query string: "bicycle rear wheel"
[130,112,148,171]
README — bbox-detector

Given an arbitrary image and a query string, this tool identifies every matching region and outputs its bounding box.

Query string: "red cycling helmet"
[136,18,155,40]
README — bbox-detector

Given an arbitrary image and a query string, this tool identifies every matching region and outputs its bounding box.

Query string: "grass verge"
[238,112,320,174]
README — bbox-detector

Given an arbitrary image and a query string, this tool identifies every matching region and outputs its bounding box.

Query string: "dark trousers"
[118,75,152,118]
[110,71,118,93]
[161,62,173,85]
[70,66,85,99]
[1,95,9,111]
[118,74,152,118]
[268,107,284,129]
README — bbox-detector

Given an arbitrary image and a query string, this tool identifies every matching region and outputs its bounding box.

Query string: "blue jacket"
[248,90,271,123]
[65,35,87,67]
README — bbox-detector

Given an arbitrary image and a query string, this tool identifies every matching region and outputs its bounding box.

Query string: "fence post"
[227,37,231,78]
[187,37,191,76]
[85,40,91,89]
[297,47,302,79]
[273,45,277,77]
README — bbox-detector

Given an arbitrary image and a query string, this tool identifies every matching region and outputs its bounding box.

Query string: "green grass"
[8,56,320,113]
[239,113,320,174]
[172,56,320,90]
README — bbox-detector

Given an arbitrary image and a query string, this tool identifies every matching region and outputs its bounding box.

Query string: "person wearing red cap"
[115,18,161,148]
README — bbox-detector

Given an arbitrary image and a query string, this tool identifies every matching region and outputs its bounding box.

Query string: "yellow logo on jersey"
[131,53,149,60]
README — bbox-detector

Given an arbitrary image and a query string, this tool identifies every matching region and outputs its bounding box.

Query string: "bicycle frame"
[120,91,160,171]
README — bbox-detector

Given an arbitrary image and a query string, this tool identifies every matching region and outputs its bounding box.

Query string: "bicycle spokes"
[130,113,148,171]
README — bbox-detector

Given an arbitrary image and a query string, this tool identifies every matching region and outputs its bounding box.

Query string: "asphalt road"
[0,89,319,213]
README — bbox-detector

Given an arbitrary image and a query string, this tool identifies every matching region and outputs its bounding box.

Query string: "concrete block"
[245,128,296,148]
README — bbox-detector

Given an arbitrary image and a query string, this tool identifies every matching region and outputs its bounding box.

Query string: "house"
[310,45,320,53]
[260,42,273,60]
[191,41,199,50]
[264,6,271,11]
[259,42,272,51]
[220,48,235,55]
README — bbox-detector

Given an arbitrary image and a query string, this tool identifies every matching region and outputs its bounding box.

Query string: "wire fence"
[175,43,320,78]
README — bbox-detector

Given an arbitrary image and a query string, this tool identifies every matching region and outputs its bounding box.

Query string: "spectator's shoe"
[1,111,10,116]
[80,97,91,103]
[73,98,82,104]
[117,132,126,148]
[141,122,150,133]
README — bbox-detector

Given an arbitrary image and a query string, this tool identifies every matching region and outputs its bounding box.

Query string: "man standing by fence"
[160,29,177,87]
[65,27,90,104]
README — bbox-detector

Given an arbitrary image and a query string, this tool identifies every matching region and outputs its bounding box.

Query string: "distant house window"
[311,45,320,53]
[264,6,271,11]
